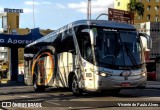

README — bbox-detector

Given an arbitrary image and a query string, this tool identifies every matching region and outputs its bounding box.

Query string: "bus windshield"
[94,28,144,69]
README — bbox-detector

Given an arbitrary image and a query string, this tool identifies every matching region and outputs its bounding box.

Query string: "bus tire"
[71,74,83,96]
[33,78,45,92]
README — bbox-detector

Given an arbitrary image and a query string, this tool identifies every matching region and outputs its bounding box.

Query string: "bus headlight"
[141,73,146,77]
[95,71,111,77]
[98,72,111,77]
[99,72,107,77]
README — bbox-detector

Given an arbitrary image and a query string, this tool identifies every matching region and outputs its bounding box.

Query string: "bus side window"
[80,32,93,63]
[61,30,76,54]
[52,33,62,53]
[84,41,92,62]
[67,36,76,54]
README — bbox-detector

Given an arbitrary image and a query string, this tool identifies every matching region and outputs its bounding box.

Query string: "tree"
[128,0,144,17]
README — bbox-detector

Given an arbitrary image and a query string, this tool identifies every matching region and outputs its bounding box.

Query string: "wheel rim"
[72,76,78,94]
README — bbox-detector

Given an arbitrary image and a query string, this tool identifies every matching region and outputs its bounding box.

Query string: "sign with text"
[0,28,42,46]
[108,8,134,24]
[4,8,23,13]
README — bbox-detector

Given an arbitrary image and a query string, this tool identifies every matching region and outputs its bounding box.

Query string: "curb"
[145,81,160,89]
[145,85,160,89]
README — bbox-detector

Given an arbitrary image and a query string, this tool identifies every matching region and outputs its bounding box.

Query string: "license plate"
[121,82,131,87]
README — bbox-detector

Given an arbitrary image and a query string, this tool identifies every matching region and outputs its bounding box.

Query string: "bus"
[24,20,152,96]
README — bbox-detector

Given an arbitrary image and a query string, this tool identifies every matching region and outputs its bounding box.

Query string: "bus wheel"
[71,75,83,96]
[33,78,45,92]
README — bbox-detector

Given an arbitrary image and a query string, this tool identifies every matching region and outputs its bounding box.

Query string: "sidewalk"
[146,81,160,89]
[0,81,25,87]
[0,79,9,84]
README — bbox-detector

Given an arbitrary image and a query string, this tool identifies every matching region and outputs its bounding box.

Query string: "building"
[0,9,53,82]
[0,47,8,61]
[114,0,160,23]
[114,0,130,11]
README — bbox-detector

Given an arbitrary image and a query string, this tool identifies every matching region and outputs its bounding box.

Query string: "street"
[0,84,160,110]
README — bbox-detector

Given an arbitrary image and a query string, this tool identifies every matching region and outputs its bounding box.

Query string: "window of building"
[117,2,120,6]
[155,15,159,22]
[147,5,151,10]
[138,16,142,19]
[0,52,7,59]
[156,0,159,2]
[2,16,7,31]
[147,15,151,20]
[155,6,159,18]
[16,16,19,28]
[155,6,159,10]
[61,29,75,53]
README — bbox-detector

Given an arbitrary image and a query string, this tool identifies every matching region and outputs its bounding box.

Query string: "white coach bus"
[24,20,151,96]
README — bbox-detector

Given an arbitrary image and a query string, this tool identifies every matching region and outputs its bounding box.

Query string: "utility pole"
[33,0,35,28]
[87,0,91,20]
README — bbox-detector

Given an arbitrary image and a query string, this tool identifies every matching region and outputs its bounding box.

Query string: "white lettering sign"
[4,8,23,13]
[7,38,12,43]
[7,38,33,44]
[0,39,4,43]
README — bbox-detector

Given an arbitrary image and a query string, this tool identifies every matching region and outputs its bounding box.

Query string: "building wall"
[0,12,53,81]
[135,22,160,58]
[114,0,160,23]
[135,0,160,23]
[7,13,20,30]
[114,0,130,11]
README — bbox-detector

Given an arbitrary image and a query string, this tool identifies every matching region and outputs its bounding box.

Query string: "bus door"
[24,60,33,85]
[57,31,75,87]
[24,54,34,85]
[58,52,74,87]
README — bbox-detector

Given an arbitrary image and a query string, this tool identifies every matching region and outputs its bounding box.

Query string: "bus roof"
[72,20,135,30]
[26,20,136,48]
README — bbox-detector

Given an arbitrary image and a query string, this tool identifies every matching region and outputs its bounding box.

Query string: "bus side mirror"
[139,33,152,49]
[90,29,97,46]
[90,30,94,45]
[81,28,97,45]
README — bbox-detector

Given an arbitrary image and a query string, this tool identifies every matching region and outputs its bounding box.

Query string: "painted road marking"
[20,96,30,98]
[44,101,61,106]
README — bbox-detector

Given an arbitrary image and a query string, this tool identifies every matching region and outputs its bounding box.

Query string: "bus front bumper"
[97,76,147,91]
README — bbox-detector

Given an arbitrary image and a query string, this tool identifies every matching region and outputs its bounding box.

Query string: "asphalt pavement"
[0,81,160,110]
[0,81,160,89]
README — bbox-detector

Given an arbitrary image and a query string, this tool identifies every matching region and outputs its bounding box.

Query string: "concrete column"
[11,47,18,81]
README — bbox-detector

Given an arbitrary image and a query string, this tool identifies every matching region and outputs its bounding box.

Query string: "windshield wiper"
[124,44,138,66]
[103,55,115,59]
[112,44,121,65]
